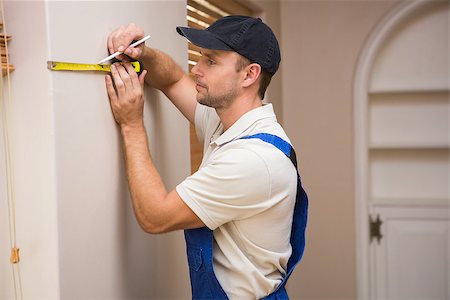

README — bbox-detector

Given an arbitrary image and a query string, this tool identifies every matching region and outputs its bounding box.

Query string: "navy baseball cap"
[177,15,281,75]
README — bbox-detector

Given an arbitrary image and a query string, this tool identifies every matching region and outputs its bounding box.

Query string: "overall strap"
[241,133,308,299]
[241,133,298,169]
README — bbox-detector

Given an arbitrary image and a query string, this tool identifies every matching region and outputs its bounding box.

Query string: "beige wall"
[1,1,191,298]
[1,1,59,298]
[279,1,399,299]
[251,0,284,123]
[49,1,191,298]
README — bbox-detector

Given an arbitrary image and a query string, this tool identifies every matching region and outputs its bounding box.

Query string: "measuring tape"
[47,61,143,75]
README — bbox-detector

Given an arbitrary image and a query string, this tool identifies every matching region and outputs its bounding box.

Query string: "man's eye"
[207,59,215,65]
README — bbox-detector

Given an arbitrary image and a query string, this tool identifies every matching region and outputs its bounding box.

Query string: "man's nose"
[191,62,201,77]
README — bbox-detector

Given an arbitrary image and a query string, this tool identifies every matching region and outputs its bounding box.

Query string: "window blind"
[1,21,14,76]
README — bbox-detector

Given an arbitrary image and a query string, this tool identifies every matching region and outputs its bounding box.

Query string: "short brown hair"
[235,56,273,100]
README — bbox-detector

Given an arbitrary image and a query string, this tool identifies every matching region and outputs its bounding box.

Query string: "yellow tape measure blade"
[47,61,109,72]
[47,61,142,74]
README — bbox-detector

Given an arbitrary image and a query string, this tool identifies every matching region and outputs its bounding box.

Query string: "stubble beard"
[197,86,238,110]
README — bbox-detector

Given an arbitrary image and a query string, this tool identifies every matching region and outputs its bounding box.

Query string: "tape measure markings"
[47,61,142,74]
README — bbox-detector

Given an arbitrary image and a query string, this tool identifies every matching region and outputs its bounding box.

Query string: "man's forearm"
[120,124,168,233]
[139,46,185,92]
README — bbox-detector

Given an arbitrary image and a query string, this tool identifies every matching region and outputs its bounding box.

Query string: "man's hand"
[105,62,148,129]
[107,23,145,61]
[105,23,197,125]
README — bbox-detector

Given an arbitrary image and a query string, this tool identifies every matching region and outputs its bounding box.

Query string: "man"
[104,16,308,299]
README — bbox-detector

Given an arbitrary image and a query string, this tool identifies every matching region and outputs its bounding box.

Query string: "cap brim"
[176,27,233,51]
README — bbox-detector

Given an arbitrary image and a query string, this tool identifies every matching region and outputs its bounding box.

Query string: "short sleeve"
[176,147,275,230]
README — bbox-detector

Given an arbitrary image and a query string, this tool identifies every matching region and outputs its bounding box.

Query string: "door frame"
[352,1,434,298]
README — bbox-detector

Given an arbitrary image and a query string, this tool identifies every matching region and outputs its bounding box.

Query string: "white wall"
[1,1,191,299]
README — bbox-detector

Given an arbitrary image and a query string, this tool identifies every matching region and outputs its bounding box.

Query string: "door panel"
[371,205,449,300]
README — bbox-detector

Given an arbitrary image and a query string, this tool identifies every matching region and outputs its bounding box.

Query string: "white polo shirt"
[176,103,297,299]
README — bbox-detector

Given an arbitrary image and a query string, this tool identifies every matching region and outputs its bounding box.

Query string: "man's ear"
[242,63,261,88]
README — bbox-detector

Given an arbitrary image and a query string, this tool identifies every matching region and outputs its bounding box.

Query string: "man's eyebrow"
[200,51,218,59]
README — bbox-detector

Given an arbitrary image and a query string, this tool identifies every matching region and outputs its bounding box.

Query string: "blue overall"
[184,133,308,299]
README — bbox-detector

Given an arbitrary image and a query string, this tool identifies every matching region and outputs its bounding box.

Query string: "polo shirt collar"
[213,103,277,146]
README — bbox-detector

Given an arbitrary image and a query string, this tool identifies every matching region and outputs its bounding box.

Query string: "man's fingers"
[115,63,132,88]
[107,23,145,61]
[123,62,139,88]
[105,75,117,103]
[110,64,126,96]
[139,70,147,89]
[124,45,143,60]
[109,62,145,106]
[122,63,146,101]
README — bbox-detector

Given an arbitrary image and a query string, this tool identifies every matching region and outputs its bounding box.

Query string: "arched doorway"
[354,1,449,299]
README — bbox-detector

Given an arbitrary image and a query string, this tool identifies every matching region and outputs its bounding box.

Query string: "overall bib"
[184,133,308,299]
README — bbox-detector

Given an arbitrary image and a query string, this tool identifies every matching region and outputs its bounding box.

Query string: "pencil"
[97,35,150,64]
